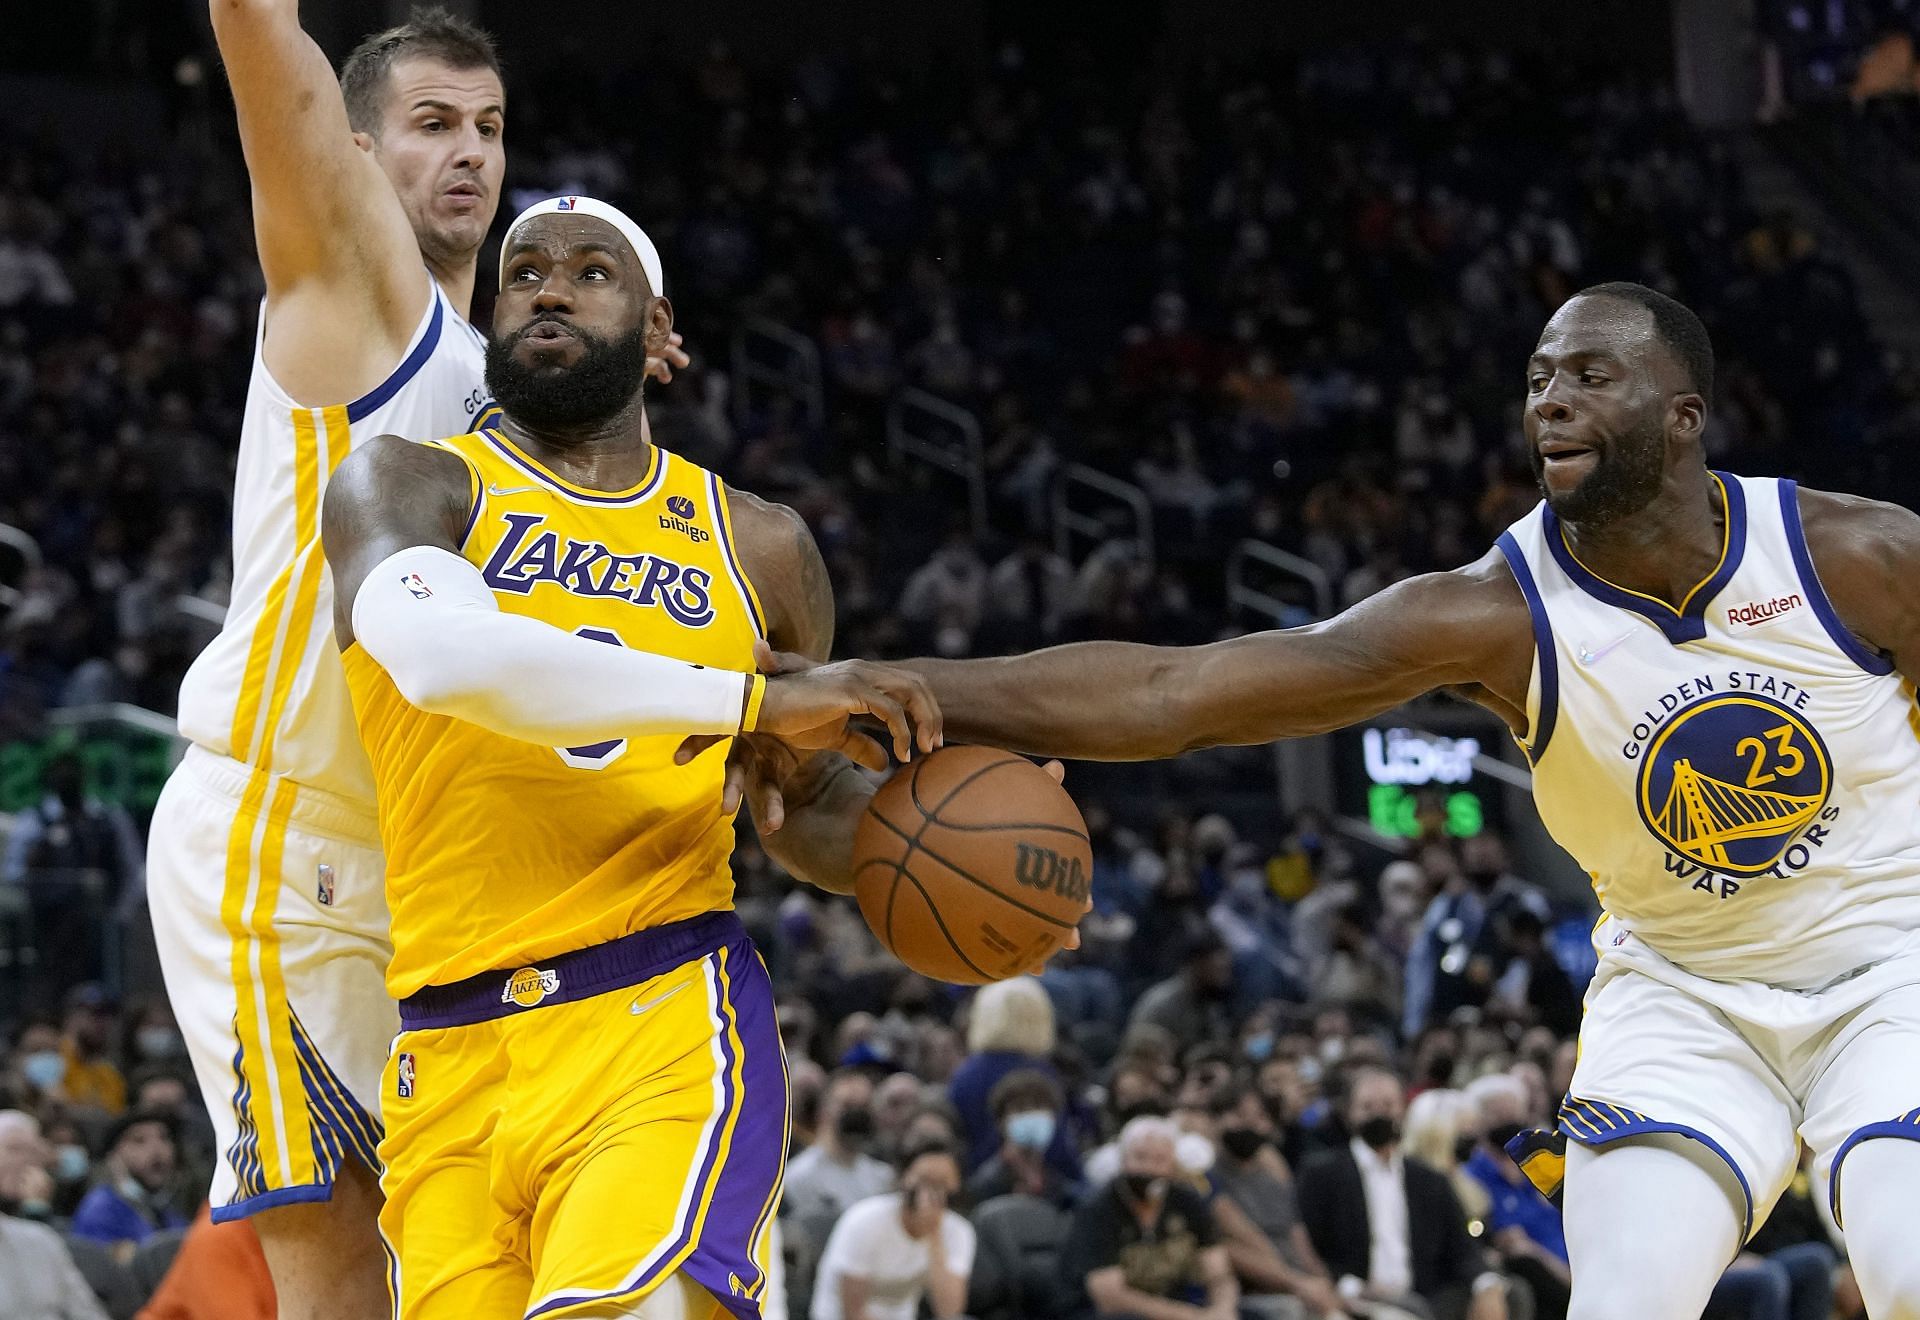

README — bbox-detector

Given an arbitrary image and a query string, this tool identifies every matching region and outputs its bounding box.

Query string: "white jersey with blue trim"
[176,280,498,810]
[1497,471,1920,988]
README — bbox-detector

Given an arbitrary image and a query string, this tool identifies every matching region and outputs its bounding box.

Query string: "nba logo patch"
[401,572,433,599]
[396,1052,415,1099]
[559,196,578,211]
[316,864,335,907]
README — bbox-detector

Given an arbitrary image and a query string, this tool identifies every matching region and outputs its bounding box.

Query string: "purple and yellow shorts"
[378,913,789,1319]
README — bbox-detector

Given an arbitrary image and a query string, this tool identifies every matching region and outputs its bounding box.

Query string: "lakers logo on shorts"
[1637,693,1832,876]
[501,966,561,1008]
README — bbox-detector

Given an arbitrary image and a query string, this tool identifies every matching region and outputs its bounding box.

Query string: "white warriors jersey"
[1497,471,1920,988]
[176,281,497,809]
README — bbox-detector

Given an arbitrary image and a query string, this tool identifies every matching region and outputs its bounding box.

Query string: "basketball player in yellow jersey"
[320,196,940,1320]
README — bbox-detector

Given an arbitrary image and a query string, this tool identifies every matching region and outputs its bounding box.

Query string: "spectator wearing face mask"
[122,1001,187,1073]
[949,977,1081,1179]
[42,1118,94,1220]
[1062,1115,1239,1320]
[784,1068,898,1306]
[1296,1066,1509,1320]
[1207,1086,1347,1320]
[9,1020,70,1101]
[0,1110,109,1320]
[967,1070,1078,1207]
[811,1139,974,1320]
[68,1108,188,1254]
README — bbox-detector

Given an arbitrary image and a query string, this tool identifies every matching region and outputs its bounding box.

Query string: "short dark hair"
[897,1135,960,1174]
[339,6,502,135]
[1206,1083,1259,1119]
[1574,281,1715,405]
[989,1068,1064,1122]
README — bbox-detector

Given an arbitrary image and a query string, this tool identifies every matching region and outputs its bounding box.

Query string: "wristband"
[741,673,767,733]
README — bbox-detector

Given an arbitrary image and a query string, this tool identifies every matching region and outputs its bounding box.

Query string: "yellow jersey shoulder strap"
[421,433,486,550]
[678,458,769,641]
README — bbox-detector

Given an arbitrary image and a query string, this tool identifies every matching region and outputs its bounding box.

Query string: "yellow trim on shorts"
[220,404,355,1191]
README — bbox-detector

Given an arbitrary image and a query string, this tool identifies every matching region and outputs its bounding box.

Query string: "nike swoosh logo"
[487,482,542,496]
[1577,628,1637,665]
[628,982,690,1017]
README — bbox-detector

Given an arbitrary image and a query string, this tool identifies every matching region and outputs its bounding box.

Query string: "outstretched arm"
[322,439,938,754]
[213,0,420,298]
[905,553,1536,761]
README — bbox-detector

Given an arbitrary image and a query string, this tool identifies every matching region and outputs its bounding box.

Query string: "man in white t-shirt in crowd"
[811,1139,975,1320]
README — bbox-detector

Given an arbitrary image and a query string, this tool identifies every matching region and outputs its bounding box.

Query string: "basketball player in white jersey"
[732,283,1920,1318]
[144,7,688,1315]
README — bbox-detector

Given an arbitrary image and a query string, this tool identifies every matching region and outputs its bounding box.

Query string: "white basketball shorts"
[148,745,394,1221]
[1562,920,1920,1238]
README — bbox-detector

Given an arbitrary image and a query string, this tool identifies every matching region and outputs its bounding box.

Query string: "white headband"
[497,195,666,297]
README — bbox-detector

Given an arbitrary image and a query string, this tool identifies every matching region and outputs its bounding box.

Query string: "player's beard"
[484,320,651,432]
[1532,411,1668,527]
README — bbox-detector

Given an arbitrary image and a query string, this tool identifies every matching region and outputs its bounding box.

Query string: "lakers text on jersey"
[342,427,767,996]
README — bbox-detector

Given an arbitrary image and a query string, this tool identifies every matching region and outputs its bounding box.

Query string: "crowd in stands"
[0,27,1910,1320]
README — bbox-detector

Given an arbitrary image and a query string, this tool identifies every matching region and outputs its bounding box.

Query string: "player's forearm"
[352,546,754,744]
[754,756,875,896]
[906,644,1211,761]
[908,635,1343,761]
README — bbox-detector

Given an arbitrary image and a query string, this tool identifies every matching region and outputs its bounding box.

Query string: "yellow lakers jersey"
[342,428,767,996]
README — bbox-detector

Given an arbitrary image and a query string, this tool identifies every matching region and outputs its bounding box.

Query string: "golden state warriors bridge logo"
[1636,693,1832,878]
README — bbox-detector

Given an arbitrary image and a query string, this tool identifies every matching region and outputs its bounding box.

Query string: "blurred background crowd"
[4,0,1920,1317]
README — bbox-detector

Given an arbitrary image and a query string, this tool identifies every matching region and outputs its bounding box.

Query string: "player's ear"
[352,130,377,155]
[644,295,674,357]
[1670,391,1706,446]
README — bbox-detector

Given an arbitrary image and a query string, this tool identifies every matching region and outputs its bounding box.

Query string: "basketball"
[852,745,1093,985]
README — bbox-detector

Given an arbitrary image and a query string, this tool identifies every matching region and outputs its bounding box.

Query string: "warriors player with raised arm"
[146,7,690,1314]
[741,284,1920,1320]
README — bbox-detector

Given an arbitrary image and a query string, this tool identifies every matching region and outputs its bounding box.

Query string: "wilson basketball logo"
[502,966,560,1008]
[1013,843,1090,904]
